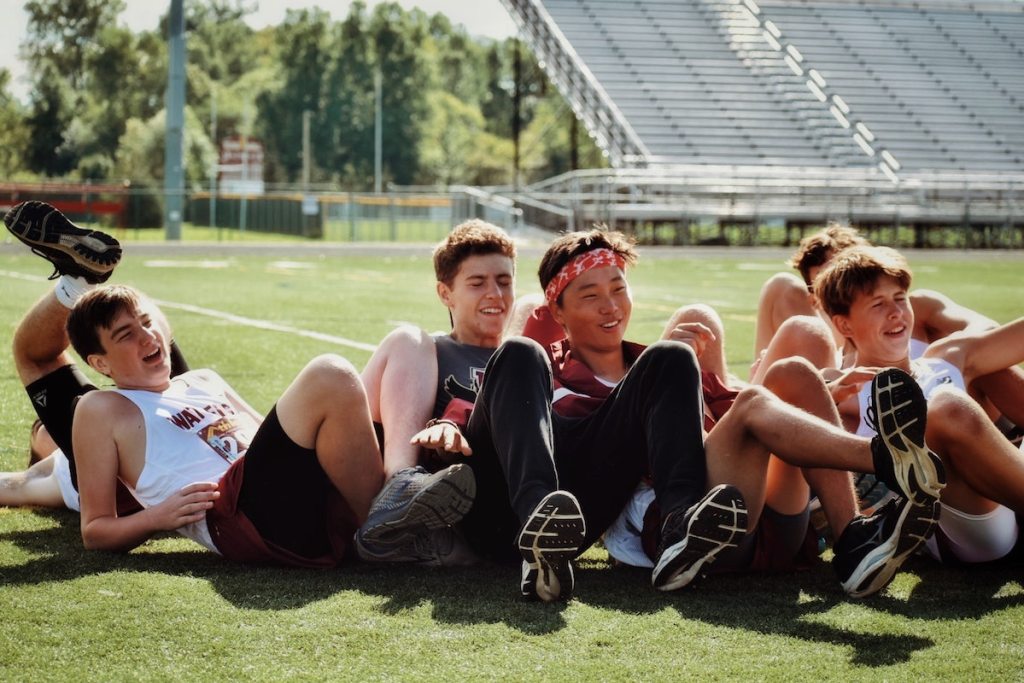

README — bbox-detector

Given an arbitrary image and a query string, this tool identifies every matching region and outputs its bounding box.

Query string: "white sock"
[54,275,94,309]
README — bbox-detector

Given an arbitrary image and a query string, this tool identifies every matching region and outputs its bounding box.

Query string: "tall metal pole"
[302,109,311,190]
[209,85,219,241]
[513,39,522,191]
[374,66,382,194]
[164,0,186,240]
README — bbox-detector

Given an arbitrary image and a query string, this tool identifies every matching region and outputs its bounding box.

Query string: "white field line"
[0,269,378,353]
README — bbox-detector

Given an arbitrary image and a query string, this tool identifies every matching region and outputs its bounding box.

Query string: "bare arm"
[75,392,219,552]
[910,289,997,342]
[927,317,1024,384]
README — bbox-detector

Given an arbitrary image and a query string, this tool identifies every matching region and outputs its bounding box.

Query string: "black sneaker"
[853,472,897,515]
[652,484,747,592]
[518,490,586,602]
[833,495,940,598]
[868,368,946,506]
[4,201,121,283]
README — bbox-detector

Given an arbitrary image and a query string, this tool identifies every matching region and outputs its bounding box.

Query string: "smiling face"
[550,264,632,354]
[87,301,172,391]
[831,274,914,368]
[437,253,515,348]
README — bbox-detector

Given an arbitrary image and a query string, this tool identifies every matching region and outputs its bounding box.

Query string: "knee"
[489,336,548,374]
[761,355,819,390]
[640,340,700,381]
[381,325,433,354]
[303,354,363,395]
[732,384,771,416]
[666,303,724,336]
[928,387,985,438]
[771,315,835,367]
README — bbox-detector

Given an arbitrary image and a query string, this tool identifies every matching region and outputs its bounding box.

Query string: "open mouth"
[883,325,907,338]
[143,348,164,364]
[600,320,620,330]
[480,307,505,315]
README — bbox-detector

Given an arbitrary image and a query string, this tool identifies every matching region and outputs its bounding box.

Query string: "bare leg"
[661,303,730,381]
[13,291,77,386]
[0,456,66,508]
[275,354,385,524]
[970,365,1024,430]
[926,388,1024,515]
[750,314,836,384]
[753,273,815,357]
[360,326,438,478]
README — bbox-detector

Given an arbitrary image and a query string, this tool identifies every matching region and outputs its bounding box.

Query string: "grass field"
[1,241,1022,681]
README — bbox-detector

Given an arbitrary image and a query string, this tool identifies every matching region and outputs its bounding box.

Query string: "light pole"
[164,0,185,240]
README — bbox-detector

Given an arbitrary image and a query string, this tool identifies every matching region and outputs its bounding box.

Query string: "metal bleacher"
[497,0,1024,242]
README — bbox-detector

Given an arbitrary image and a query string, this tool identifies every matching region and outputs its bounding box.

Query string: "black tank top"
[432,333,496,418]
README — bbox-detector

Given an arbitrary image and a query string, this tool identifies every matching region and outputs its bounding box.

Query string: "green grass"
[1,245,1022,681]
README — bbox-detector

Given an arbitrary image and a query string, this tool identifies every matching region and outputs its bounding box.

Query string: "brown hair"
[538,227,638,305]
[66,284,147,359]
[788,223,870,286]
[814,246,912,317]
[432,220,516,286]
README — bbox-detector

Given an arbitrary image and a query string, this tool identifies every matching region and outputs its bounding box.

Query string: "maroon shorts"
[206,406,357,568]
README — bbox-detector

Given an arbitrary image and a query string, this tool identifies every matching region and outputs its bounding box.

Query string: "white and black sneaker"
[518,490,586,602]
[833,495,940,598]
[4,201,121,283]
[867,368,946,506]
[652,484,747,591]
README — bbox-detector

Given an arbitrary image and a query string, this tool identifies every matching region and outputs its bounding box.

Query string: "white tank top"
[114,371,259,552]
[855,357,966,438]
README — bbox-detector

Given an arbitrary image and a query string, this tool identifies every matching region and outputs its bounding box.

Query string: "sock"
[54,275,94,309]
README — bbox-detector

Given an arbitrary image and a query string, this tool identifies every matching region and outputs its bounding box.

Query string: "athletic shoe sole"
[359,463,476,545]
[4,201,121,283]
[871,368,946,505]
[652,484,748,592]
[841,497,940,598]
[519,490,586,602]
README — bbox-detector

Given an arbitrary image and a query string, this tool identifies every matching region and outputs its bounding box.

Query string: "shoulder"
[76,390,143,435]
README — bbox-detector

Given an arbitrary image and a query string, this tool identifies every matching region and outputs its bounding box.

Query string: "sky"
[0,0,519,103]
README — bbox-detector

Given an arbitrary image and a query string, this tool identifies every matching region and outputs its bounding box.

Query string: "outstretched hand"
[148,482,220,531]
[411,421,473,457]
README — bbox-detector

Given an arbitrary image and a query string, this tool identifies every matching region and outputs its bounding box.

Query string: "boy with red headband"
[415,229,944,601]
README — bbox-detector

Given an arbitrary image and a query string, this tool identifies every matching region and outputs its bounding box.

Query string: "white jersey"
[114,371,259,552]
[855,357,966,438]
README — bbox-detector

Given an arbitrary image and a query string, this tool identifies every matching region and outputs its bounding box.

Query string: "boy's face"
[832,274,914,365]
[551,264,632,354]
[88,301,172,391]
[437,253,514,348]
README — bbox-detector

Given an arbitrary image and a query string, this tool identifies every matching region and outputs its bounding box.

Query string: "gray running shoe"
[4,201,121,283]
[518,490,586,602]
[357,464,476,546]
[355,526,479,567]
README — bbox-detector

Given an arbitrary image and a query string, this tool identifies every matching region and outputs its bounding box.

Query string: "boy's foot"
[868,368,946,506]
[518,490,586,602]
[4,201,121,283]
[652,484,747,591]
[833,495,940,598]
[357,464,476,546]
[355,526,479,567]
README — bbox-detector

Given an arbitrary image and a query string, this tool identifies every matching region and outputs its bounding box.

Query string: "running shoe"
[867,368,946,506]
[357,464,476,546]
[833,495,940,598]
[518,490,586,602]
[4,201,121,283]
[652,484,747,591]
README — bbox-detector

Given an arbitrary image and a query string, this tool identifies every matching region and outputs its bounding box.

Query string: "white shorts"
[51,449,80,512]
[603,482,656,568]
[925,502,1018,564]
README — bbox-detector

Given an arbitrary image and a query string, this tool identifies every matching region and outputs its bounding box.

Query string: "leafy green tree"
[23,0,125,92]
[0,69,30,177]
[24,62,77,176]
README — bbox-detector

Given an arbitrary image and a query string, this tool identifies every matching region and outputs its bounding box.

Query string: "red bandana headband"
[544,248,627,303]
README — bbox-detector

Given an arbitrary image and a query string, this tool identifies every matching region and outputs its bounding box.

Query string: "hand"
[824,367,879,404]
[411,421,473,457]
[667,322,715,359]
[148,482,220,531]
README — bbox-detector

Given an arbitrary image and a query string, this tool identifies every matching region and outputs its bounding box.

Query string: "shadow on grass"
[3,511,1022,644]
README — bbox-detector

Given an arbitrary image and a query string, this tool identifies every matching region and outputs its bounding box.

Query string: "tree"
[23,0,125,92]
[24,62,77,176]
[0,70,30,177]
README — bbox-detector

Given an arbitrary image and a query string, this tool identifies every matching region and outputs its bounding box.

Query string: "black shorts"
[236,406,336,558]
[24,364,97,487]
